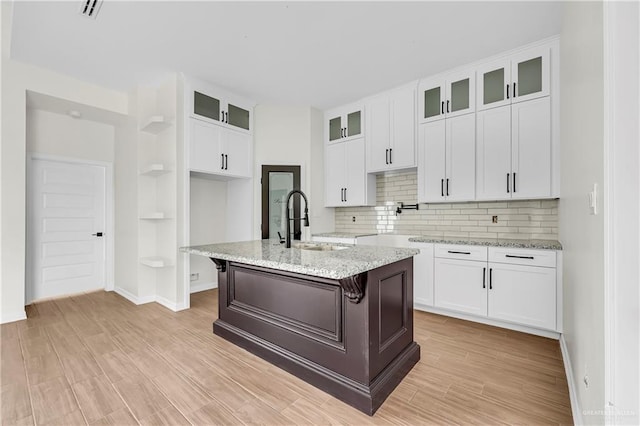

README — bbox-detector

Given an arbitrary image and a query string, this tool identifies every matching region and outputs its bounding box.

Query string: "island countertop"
[180,239,419,280]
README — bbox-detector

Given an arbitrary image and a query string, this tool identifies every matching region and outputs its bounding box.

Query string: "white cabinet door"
[326,104,364,144]
[418,77,446,124]
[389,86,416,169]
[434,258,487,316]
[222,128,251,178]
[344,138,367,206]
[418,120,446,203]
[511,97,551,199]
[477,58,511,111]
[190,119,223,173]
[511,45,550,104]
[476,105,512,200]
[409,242,434,308]
[488,263,556,330]
[445,114,475,202]
[445,68,476,119]
[325,143,346,207]
[366,95,391,172]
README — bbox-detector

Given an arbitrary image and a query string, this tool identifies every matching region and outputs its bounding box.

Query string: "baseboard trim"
[1,310,27,324]
[414,303,561,339]
[190,281,217,294]
[560,334,582,425]
[113,287,154,306]
[155,295,179,312]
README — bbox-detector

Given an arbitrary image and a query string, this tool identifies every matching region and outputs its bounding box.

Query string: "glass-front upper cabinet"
[325,104,364,143]
[192,90,252,134]
[418,69,475,124]
[477,46,550,111]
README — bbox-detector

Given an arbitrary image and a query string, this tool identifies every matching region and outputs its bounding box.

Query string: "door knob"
[92,232,103,237]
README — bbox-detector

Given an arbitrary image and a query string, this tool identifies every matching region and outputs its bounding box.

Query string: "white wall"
[605,2,640,424]
[252,104,334,240]
[26,109,115,161]
[1,1,128,323]
[560,2,605,424]
[189,175,226,291]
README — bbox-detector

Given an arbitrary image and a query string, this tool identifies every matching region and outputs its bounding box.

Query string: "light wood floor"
[1,289,573,425]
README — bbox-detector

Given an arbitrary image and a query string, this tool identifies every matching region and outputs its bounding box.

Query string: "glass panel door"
[424,86,442,120]
[347,111,361,137]
[450,78,470,112]
[329,116,342,141]
[517,56,543,97]
[194,91,221,122]
[227,104,250,131]
[261,165,301,240]
[483,68,505,106]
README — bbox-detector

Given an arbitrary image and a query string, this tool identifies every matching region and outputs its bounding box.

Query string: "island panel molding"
[182,242,421,415]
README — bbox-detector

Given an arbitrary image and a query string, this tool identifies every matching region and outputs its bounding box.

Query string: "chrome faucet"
[285,189,309,248]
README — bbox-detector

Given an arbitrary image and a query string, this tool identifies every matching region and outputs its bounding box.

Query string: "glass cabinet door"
[477,59,510,111]
[423,86,443,121]
[511,46,550,103]
[329,116,342,142]
[446,69,475,118]
[346,110,362,137]
[227,103,251,131]
[194,91,221,122]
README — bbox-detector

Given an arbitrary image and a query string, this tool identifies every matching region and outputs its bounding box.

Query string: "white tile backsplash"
[335,171,558,240]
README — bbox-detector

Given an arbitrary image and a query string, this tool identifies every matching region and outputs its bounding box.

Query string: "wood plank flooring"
[1,290,573,425]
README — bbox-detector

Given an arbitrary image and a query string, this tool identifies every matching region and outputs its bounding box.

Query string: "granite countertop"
[312,232,378,239]
[180,240,419,280]
[408,236,563,250]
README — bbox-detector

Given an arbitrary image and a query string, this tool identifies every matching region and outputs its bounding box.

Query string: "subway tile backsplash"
[335,171,558,240]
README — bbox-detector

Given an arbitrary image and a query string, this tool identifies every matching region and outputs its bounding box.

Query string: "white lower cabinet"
[434,257,487,316]
[432,244,559,333]
[408,242,434,308]
[487,262,556,330]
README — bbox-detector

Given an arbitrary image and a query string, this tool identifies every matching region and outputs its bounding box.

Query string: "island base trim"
[213,319,420,416]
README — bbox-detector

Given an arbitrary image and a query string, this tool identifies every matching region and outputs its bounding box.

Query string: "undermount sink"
[293,243,349,252]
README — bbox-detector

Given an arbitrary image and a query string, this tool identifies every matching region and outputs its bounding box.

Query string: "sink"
[293,243,349,252]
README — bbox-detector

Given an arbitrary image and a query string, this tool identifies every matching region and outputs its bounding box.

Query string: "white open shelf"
[139,212,169,220]
[139,163,170,177]
[140,257,171,268]
[140,115,171,134]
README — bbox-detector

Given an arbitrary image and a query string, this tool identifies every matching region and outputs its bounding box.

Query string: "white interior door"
[29,158,106,301]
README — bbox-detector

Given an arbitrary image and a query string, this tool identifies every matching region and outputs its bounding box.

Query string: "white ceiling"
[10,1,563,110]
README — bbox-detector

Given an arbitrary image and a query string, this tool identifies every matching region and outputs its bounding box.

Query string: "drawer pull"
[448,250,471,255]
[505,255,534,260]
[482,267,486,289]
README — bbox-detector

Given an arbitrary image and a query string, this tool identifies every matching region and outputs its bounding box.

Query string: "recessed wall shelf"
[139,212,168,220]
[139,164,170,177]
[140,257,170,268]
[140,115,171,134]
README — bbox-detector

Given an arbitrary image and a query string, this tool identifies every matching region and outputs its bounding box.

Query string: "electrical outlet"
[190,273,199,281]
[492,216,498,223]
[352,216,356,222]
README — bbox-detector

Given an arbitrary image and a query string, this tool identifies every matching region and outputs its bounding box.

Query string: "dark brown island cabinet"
[208,256,420,415]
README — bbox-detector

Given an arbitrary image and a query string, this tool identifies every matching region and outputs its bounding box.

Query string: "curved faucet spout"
[285,189,310,248]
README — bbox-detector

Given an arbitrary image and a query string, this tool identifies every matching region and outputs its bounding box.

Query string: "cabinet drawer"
[434,245,487,262]
[488,247,556,268]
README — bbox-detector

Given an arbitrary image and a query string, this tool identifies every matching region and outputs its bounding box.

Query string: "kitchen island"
[181,240,420,415]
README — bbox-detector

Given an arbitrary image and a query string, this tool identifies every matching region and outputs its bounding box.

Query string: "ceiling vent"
[78,0,103,19]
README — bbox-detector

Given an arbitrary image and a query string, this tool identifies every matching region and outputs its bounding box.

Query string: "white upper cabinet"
[189,118,251,178]
[324,138,375,207]
[418,113,475,203]
[325,103,364,144]
[477,92,551,200]
[477,45,550,111]
[366,85,416,173]
[418,68,475,124]
[190,83,253,134]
